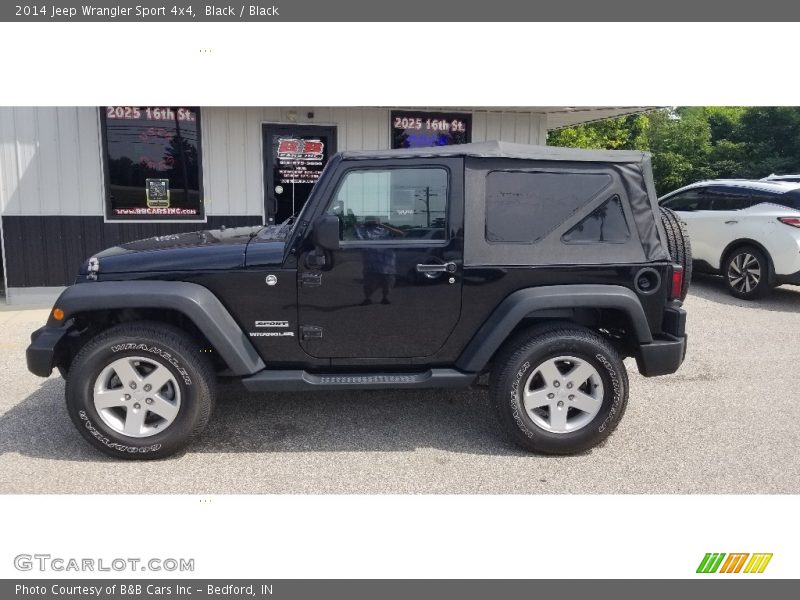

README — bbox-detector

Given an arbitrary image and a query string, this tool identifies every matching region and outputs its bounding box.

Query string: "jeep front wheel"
[490,325,628,454]
[65,322,216,459]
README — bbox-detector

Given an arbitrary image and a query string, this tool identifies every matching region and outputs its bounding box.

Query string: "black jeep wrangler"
[26,142,690,459]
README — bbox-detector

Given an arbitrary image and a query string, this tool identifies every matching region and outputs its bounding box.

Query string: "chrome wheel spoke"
[548,403,568,432]
[143,364,173,393]
[570,390,601,414]
[148,393,179,422]
[111,358,142,387]
[123,406,147,436]
[565,361,594,387]
[536,360,562,386]
[523,388,551,410]
[94,388,128,410]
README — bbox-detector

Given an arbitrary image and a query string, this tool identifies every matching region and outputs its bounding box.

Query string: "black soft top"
[339,141,650,164]
[339,141,668,266]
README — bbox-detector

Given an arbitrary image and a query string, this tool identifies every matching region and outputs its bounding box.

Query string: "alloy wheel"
[92,356,181,438]
[521,355,604,433]
[728,252,761,294]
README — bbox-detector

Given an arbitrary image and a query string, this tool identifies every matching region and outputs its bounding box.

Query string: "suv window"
[753,189,800,210]
[661,189,708,211]
[327,168,448,242]
[705,186,756,211]
[485,170,611,243]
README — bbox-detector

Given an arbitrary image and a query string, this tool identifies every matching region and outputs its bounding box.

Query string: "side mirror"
[312,214,340,250]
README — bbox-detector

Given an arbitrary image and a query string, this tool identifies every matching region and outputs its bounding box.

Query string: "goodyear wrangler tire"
[490,324,628,454]
[660,206,692,301]
[65,322,216,460]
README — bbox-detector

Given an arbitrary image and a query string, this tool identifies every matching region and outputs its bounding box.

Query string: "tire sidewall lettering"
[78,410,162,454]
[594,352,621,433]
[110,342,192,385]
[509,360,533,438]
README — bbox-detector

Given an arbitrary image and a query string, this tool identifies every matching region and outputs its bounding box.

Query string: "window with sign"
[326,168,449,242]
[391,111,471,149]
[101,107,203,220]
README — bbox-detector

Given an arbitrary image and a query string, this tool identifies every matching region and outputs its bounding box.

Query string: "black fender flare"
[455,284,652,373]
[47,281,265,376]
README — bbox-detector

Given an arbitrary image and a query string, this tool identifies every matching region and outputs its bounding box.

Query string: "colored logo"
[277,138,324,160]
[696,553,773,574]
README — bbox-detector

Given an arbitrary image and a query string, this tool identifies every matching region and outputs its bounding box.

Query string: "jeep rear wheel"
[490,324,628,454]
[65,322,216,459]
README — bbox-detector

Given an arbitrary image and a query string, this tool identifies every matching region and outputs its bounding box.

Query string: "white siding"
[0,107,104,216]
[0,107,547,219]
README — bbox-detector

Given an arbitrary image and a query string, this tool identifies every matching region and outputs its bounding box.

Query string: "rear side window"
[562,195,630,244]
[706,187,756,210]
[753,189,800,210]
[661,189,707,211]
[485,171,611,243]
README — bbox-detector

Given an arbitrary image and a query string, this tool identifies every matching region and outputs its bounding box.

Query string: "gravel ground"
[1,274,799,494]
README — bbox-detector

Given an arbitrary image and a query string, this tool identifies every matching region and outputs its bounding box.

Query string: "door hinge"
[301,271,323,287]
[301,325,323,341]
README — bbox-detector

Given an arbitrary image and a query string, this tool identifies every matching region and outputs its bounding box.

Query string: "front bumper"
[635,305,688,377]
[26,325,69,377]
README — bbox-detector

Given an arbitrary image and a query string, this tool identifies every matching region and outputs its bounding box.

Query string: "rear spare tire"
[660,206,692,301]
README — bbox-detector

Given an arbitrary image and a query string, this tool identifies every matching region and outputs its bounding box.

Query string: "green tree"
[547,106,800,195]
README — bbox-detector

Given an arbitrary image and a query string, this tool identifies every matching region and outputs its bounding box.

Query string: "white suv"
[659,180,800,299]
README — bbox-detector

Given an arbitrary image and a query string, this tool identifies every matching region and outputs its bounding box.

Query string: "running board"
[241,368,476,392]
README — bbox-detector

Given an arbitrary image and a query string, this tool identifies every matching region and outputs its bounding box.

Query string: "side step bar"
[241,368,476,392]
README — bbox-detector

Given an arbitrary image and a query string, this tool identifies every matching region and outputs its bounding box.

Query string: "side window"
[661,189,707,211]
[562,195,630,244]
[485,170,612,243]
[752,189,798,210]
[706,187,755,211]
[326,168,448,242]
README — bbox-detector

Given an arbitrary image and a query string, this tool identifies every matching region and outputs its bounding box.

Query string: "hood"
[87,226,264,275]
[245,221,294,267]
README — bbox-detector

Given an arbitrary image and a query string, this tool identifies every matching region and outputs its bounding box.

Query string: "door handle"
[416,262,457,274]
[725,220,738,225]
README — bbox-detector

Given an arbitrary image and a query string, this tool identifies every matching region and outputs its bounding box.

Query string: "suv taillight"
[670,265,684,300]
[778,217,800,228]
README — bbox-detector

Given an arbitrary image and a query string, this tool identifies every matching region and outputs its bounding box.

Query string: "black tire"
[722,245,773,300]
[490,324,629,455]
[65,322,216,460]
[660,206,692,301]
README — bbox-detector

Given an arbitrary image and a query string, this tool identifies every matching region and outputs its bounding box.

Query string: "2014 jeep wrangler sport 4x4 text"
[27,142,690,459]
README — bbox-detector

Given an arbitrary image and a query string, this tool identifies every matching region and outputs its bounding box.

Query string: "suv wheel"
[490,325,628,454]
[723,245,772,300]
[660,207,692,300]
[65,322,216,459]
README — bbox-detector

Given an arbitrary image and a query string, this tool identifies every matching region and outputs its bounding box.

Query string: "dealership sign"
[391,110,471,149]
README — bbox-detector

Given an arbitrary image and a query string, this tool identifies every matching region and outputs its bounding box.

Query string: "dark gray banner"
[3,0,800,21]
[3,580,799,599]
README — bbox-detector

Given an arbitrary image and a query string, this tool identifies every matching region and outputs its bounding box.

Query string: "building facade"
[0,106,644,303]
